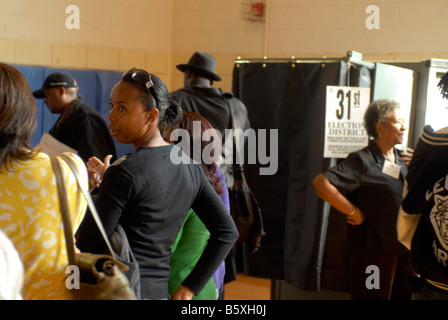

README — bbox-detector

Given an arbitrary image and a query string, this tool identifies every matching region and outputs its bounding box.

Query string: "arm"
[175,178,238,299]
[313,173,365,225]
[399,148,414,166]
[169,213,191,300]
[76,165,131,252]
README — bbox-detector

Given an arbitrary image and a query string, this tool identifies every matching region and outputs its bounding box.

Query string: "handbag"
[225,96,265,254]
[59,154,141,298]
[51,155,137,300]
[229,163,265,253]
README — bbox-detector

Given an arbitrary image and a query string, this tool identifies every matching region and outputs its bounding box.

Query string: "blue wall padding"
[14,65,134,159]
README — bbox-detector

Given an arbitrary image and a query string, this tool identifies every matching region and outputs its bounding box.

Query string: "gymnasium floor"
[224,274,271,300]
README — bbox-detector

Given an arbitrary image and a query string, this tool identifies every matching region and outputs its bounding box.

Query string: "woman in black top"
[313,99,415,300]
[76,68,238,300]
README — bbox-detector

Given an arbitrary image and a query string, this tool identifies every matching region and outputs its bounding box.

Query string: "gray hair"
[363,99,400,138]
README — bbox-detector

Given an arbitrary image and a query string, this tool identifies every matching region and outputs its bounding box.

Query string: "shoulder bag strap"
[224,96,243,167]
[53,154,117,259]
[50,156,76,265]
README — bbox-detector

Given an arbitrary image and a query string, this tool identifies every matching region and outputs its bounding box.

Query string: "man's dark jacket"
[170,85,250,136]
[49,98,117,163]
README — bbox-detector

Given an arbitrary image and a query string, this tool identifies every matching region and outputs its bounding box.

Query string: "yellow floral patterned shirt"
[0,152,87,300]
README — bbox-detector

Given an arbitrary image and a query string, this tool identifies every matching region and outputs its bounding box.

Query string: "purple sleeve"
[213,166,230,292]
[215,166,230,212]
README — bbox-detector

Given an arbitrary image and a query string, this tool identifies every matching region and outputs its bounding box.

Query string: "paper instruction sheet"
[36,133,78,156]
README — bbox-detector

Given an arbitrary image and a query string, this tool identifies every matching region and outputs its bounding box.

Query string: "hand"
[74,237,81,253]
[399,148,414,166]
[87,154,113,180]
[347,207,366,225]
[86,155,112,191]
[88,168,101,192]
[170,285,194,300]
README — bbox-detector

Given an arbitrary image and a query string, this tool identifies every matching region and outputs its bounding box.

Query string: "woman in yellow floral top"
[0,63,87,300]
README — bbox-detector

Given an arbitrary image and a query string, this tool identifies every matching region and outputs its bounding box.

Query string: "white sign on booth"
[324,86,371,158]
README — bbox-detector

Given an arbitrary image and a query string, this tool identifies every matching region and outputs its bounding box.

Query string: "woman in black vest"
[313,99,416,300]
[77,68,238,300]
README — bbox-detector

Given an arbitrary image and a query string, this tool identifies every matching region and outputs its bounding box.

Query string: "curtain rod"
[234,57,341,63]
[234,52,375,69]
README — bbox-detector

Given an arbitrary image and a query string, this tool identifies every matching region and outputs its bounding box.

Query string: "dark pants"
[349,246,415,300]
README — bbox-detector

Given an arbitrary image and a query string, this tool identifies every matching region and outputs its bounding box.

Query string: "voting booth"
[231,51,420,298]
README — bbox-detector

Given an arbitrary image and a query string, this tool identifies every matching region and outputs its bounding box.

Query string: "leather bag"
[225,96,265,254]
[51,155,137,300]
[229,163,265,253]
[60,154,140,298]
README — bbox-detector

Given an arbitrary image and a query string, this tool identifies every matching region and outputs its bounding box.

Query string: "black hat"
[33,72,78,99]
[176,52,221,81]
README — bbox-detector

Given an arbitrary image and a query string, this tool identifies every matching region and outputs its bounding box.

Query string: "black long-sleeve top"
[76,144,238,299]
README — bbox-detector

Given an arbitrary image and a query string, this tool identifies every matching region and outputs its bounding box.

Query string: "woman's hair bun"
[159,99,183,132]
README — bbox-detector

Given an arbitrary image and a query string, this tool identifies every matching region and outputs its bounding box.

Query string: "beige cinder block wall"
[1,0,447,92]
[171,0,448,92]
[0,0,175,87]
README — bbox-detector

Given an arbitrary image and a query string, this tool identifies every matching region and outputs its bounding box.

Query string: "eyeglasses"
[122,68,159,106]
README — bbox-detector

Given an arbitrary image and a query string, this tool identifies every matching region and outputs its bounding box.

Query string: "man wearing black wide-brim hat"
[170,51,251,184]
[171,51,251,139]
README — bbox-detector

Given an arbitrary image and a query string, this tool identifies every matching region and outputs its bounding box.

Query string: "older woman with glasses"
[313,99,416,300]
[76,68,238,300]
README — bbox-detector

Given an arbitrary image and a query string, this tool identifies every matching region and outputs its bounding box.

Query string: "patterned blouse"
[0,152,87,300]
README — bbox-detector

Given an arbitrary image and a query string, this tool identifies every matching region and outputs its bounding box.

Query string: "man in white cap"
[33,71,117,164]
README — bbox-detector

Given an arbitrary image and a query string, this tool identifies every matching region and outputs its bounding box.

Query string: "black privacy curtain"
[231,60,372,292]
